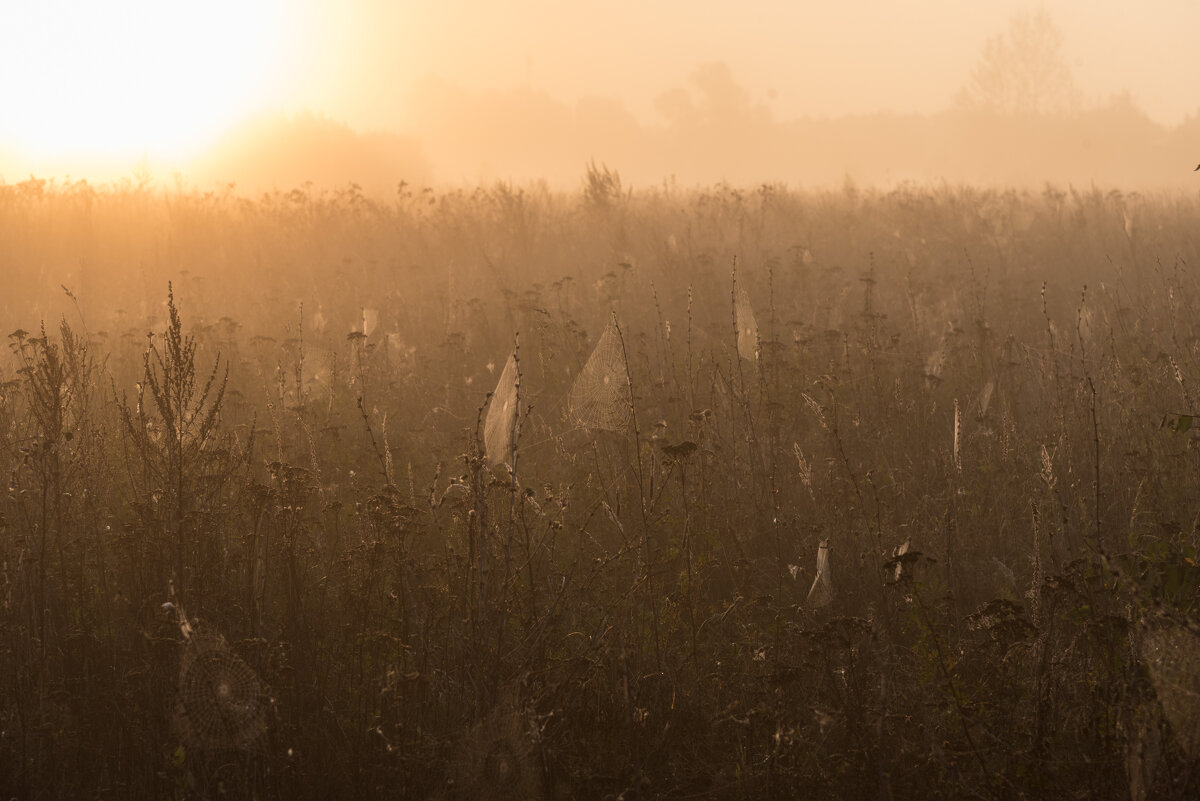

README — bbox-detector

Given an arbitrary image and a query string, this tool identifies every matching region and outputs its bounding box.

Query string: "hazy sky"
[1,0,1197,178]
[292,0,1199,129]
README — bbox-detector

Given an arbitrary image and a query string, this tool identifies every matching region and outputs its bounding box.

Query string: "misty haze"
[1,2,1199,799]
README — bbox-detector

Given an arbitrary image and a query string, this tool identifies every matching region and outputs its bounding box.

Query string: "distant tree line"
[134,10,1200,191]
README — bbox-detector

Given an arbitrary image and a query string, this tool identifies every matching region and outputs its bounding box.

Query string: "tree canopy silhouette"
[957,9,1080,116]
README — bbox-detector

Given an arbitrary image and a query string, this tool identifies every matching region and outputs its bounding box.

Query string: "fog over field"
[2,1,1198,189]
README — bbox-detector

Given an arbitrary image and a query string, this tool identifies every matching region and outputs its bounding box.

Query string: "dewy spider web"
[174,632,266,751]
[735,283,758,362]
[484,352,518,466]
[568,316,631,432]
[806,540,833,609]
[449,702,541,801]
[1142,623,1200,757]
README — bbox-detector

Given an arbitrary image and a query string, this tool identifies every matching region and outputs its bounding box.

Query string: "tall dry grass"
[0,175,1198,799]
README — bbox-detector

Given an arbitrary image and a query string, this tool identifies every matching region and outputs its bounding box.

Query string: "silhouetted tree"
[654,62,765,129]
[956,9,1080,115]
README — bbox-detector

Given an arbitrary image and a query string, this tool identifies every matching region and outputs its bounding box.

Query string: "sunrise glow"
[0,1,285,162]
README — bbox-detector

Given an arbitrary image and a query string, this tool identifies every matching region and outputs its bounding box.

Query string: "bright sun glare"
[0,1,284,163]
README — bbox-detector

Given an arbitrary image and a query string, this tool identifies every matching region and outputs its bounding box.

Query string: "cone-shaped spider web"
[1143,623,1200,756]
[735,283,758,362]
[568,316,631,432]
[484,352,518,466]
[806,540,832,609]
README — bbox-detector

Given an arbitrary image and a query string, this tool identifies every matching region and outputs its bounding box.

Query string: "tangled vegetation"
[1,175,1199,799]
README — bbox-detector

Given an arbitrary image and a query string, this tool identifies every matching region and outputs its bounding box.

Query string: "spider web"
[568,317,631,432]
[449,703,541,801]
[735,284,758,362]
[484,352,518,466]
[1143,623,1200,757]
[806,540,832,609]
[362,307,379,337]
[174,634,266,751]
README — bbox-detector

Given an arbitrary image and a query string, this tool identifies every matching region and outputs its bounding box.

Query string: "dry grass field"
[2,172,1199,799]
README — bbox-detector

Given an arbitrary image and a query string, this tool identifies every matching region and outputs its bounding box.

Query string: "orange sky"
[298,0,1199,129]
[1,1,1196,185]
